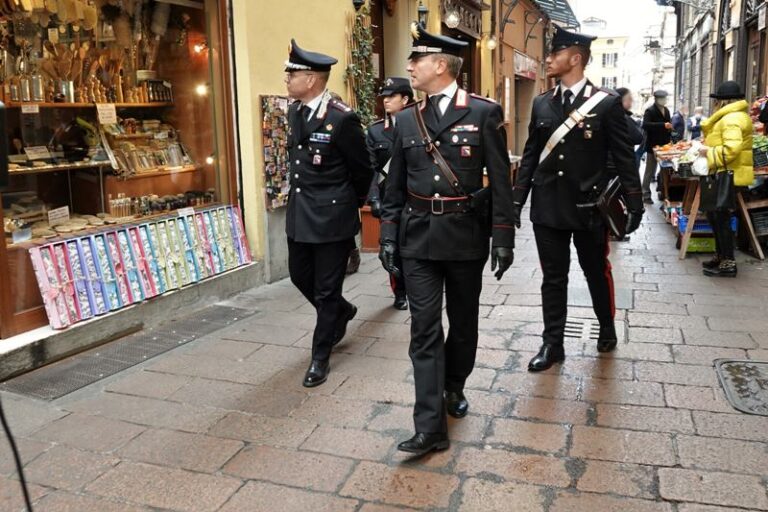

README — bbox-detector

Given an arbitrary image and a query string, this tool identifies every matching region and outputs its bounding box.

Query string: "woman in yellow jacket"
[699,81,754,277]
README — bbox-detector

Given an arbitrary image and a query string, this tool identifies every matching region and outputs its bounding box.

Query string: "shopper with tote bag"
[698,81,754,277]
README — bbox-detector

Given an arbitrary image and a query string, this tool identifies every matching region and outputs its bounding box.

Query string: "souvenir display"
[183,213,209,280]
[261,96,291,210]
[194,212,216,276]
[202,210,224,274]
[177,216,201,282]
[156,220,182,290]
[166,218,192,285]
[213,208,237,271]
[104,232,133,306]
[78,237,110,315]
[91,235,122,311]
[129,226,158,299]
[29,246,71,329]
[229,206,252,264]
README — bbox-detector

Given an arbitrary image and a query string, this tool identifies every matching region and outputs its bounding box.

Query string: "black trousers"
[706,210,734,259]
[402,257,486,434]
[288,238,354,361]
[533,223,615,346]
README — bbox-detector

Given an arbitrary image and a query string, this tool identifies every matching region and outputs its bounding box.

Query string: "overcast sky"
[570,0,669,38]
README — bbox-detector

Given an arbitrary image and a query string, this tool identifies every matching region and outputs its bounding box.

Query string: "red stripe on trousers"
[604,229,616,319]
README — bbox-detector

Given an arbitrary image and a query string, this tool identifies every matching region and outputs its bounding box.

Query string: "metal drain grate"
[715,359,768,416]
[1,305,255,401]
[564,318,602,340]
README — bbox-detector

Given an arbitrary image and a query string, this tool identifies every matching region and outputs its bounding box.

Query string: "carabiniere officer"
[513,27,644,372]
[366,77,415,311]
[380,23,516,455]
[284,40,374,388]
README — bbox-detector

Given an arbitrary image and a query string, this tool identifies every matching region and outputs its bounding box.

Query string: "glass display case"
[0,0,242,337]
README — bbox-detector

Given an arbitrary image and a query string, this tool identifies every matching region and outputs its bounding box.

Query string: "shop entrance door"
[515,77,535,154]
[441,26,480,94]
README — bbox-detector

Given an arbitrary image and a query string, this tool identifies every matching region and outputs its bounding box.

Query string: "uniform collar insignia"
[455,89,469,109]
[315,90,333,121]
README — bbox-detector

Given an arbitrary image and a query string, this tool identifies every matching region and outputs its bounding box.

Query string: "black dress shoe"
[703,259,737,278]
[303,359,330,388]
[597,324,618,353]
[332,304,358,346]
[527,344,565,372]
[445,391,469,418]
[397,433,449,456]
[393,294,408,310]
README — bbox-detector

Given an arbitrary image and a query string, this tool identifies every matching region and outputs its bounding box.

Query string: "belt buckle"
[431,197,444,215]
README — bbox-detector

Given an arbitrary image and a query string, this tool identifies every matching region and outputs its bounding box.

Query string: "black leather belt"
[407,191,471,215]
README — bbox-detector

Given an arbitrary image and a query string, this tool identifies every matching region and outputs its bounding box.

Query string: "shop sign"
[440,0,485,39]
[759,4,766,32]
[514,51,538,80]
[97,103,118,125]
[21,104,39,115]
[47,206,70,227]
[24,146,51,160]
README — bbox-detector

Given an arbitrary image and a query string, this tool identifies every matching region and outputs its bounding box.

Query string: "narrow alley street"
[1,203,767,512]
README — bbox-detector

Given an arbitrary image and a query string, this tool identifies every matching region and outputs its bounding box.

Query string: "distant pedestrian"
[671,105,687,142]
[284,40,374,387]
[698,81,754,278]
[642,90,673,203]
[688,106,706,140]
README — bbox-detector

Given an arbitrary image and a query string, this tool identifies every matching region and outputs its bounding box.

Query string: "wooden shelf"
[6,102,174,109]
[743,198,768,210]
[8,160,112,176]
[123,165,200,179]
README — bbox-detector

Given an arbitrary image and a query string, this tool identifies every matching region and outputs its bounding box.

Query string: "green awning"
[532,0,580,29]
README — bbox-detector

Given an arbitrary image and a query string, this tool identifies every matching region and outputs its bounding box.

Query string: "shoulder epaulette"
[329,99,353,112]
[469,93,497,104]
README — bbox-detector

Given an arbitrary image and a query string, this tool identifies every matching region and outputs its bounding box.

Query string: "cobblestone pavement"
[2,204,768,512]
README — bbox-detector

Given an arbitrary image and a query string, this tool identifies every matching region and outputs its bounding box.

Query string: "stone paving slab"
[1,201,768,511]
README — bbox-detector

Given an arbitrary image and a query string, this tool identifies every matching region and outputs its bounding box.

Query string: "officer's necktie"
[301,104,313,122]
[430,94,445,123]
[563,89,574,116]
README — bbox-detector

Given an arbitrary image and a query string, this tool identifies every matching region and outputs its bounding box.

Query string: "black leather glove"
[491,247,514,280]
[512,203,523,229]
[626,209,644,234]
[369,199,382,219]
[378,240,402,279]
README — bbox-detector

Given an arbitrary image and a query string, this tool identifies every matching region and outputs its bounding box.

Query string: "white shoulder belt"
[539,91,610,163]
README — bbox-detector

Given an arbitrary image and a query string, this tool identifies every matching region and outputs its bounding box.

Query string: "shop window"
[0,0,243,337]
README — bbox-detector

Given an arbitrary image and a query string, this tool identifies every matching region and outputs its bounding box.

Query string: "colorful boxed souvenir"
[29,245,71,329]
[138,224,166,295]
[80,237,111,313]
[194,212,216,276]
[67,239,102,317]
[202,210,224,273]
[105,232,134,306]
[213,208,237,270]
[177,216,201,282]
[183,213,209,280]
[156,220,182,290]
[229,206,252,264]
[130,226,158,298]
[52,243,81,323]
[166,218,192,286]
[117,229,145,302]
[90,235,122,311]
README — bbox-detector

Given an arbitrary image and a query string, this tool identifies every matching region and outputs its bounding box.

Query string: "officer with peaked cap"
[367,77,414,310]
[379,23,515,455]
[284,39,374,387]
[513,26,644,372]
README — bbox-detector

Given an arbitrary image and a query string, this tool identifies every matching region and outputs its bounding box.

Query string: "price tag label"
[21,104,39,114]
[47,28,59,44]
[24,146,52,160]
[48,206,70,227]
[177,207,195,218]
[96,103,118,125]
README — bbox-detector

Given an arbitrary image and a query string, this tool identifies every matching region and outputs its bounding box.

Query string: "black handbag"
[596,176,628,238]
[699,148,735,211]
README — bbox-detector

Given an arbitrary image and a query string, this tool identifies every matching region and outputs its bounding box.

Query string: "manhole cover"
[1,305,255,401]
[715,359,768,416]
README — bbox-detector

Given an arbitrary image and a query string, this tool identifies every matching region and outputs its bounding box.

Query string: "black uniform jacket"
[642,103,672,149]
[286,97,374,243]
[365,117,395,203]
[380,89,515,260]
[513,82,643,231]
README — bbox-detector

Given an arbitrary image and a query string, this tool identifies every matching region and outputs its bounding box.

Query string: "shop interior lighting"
[195,84,209,96]
[486,34,498,50]
[444,9,461,28]
[205,155,215,165]
[193,41,208,54]
[418,0,429,25]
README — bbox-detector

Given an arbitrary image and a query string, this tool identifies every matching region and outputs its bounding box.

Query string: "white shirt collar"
[430,81,459,100]
[304,90,326,118]
[558,77,588,101]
